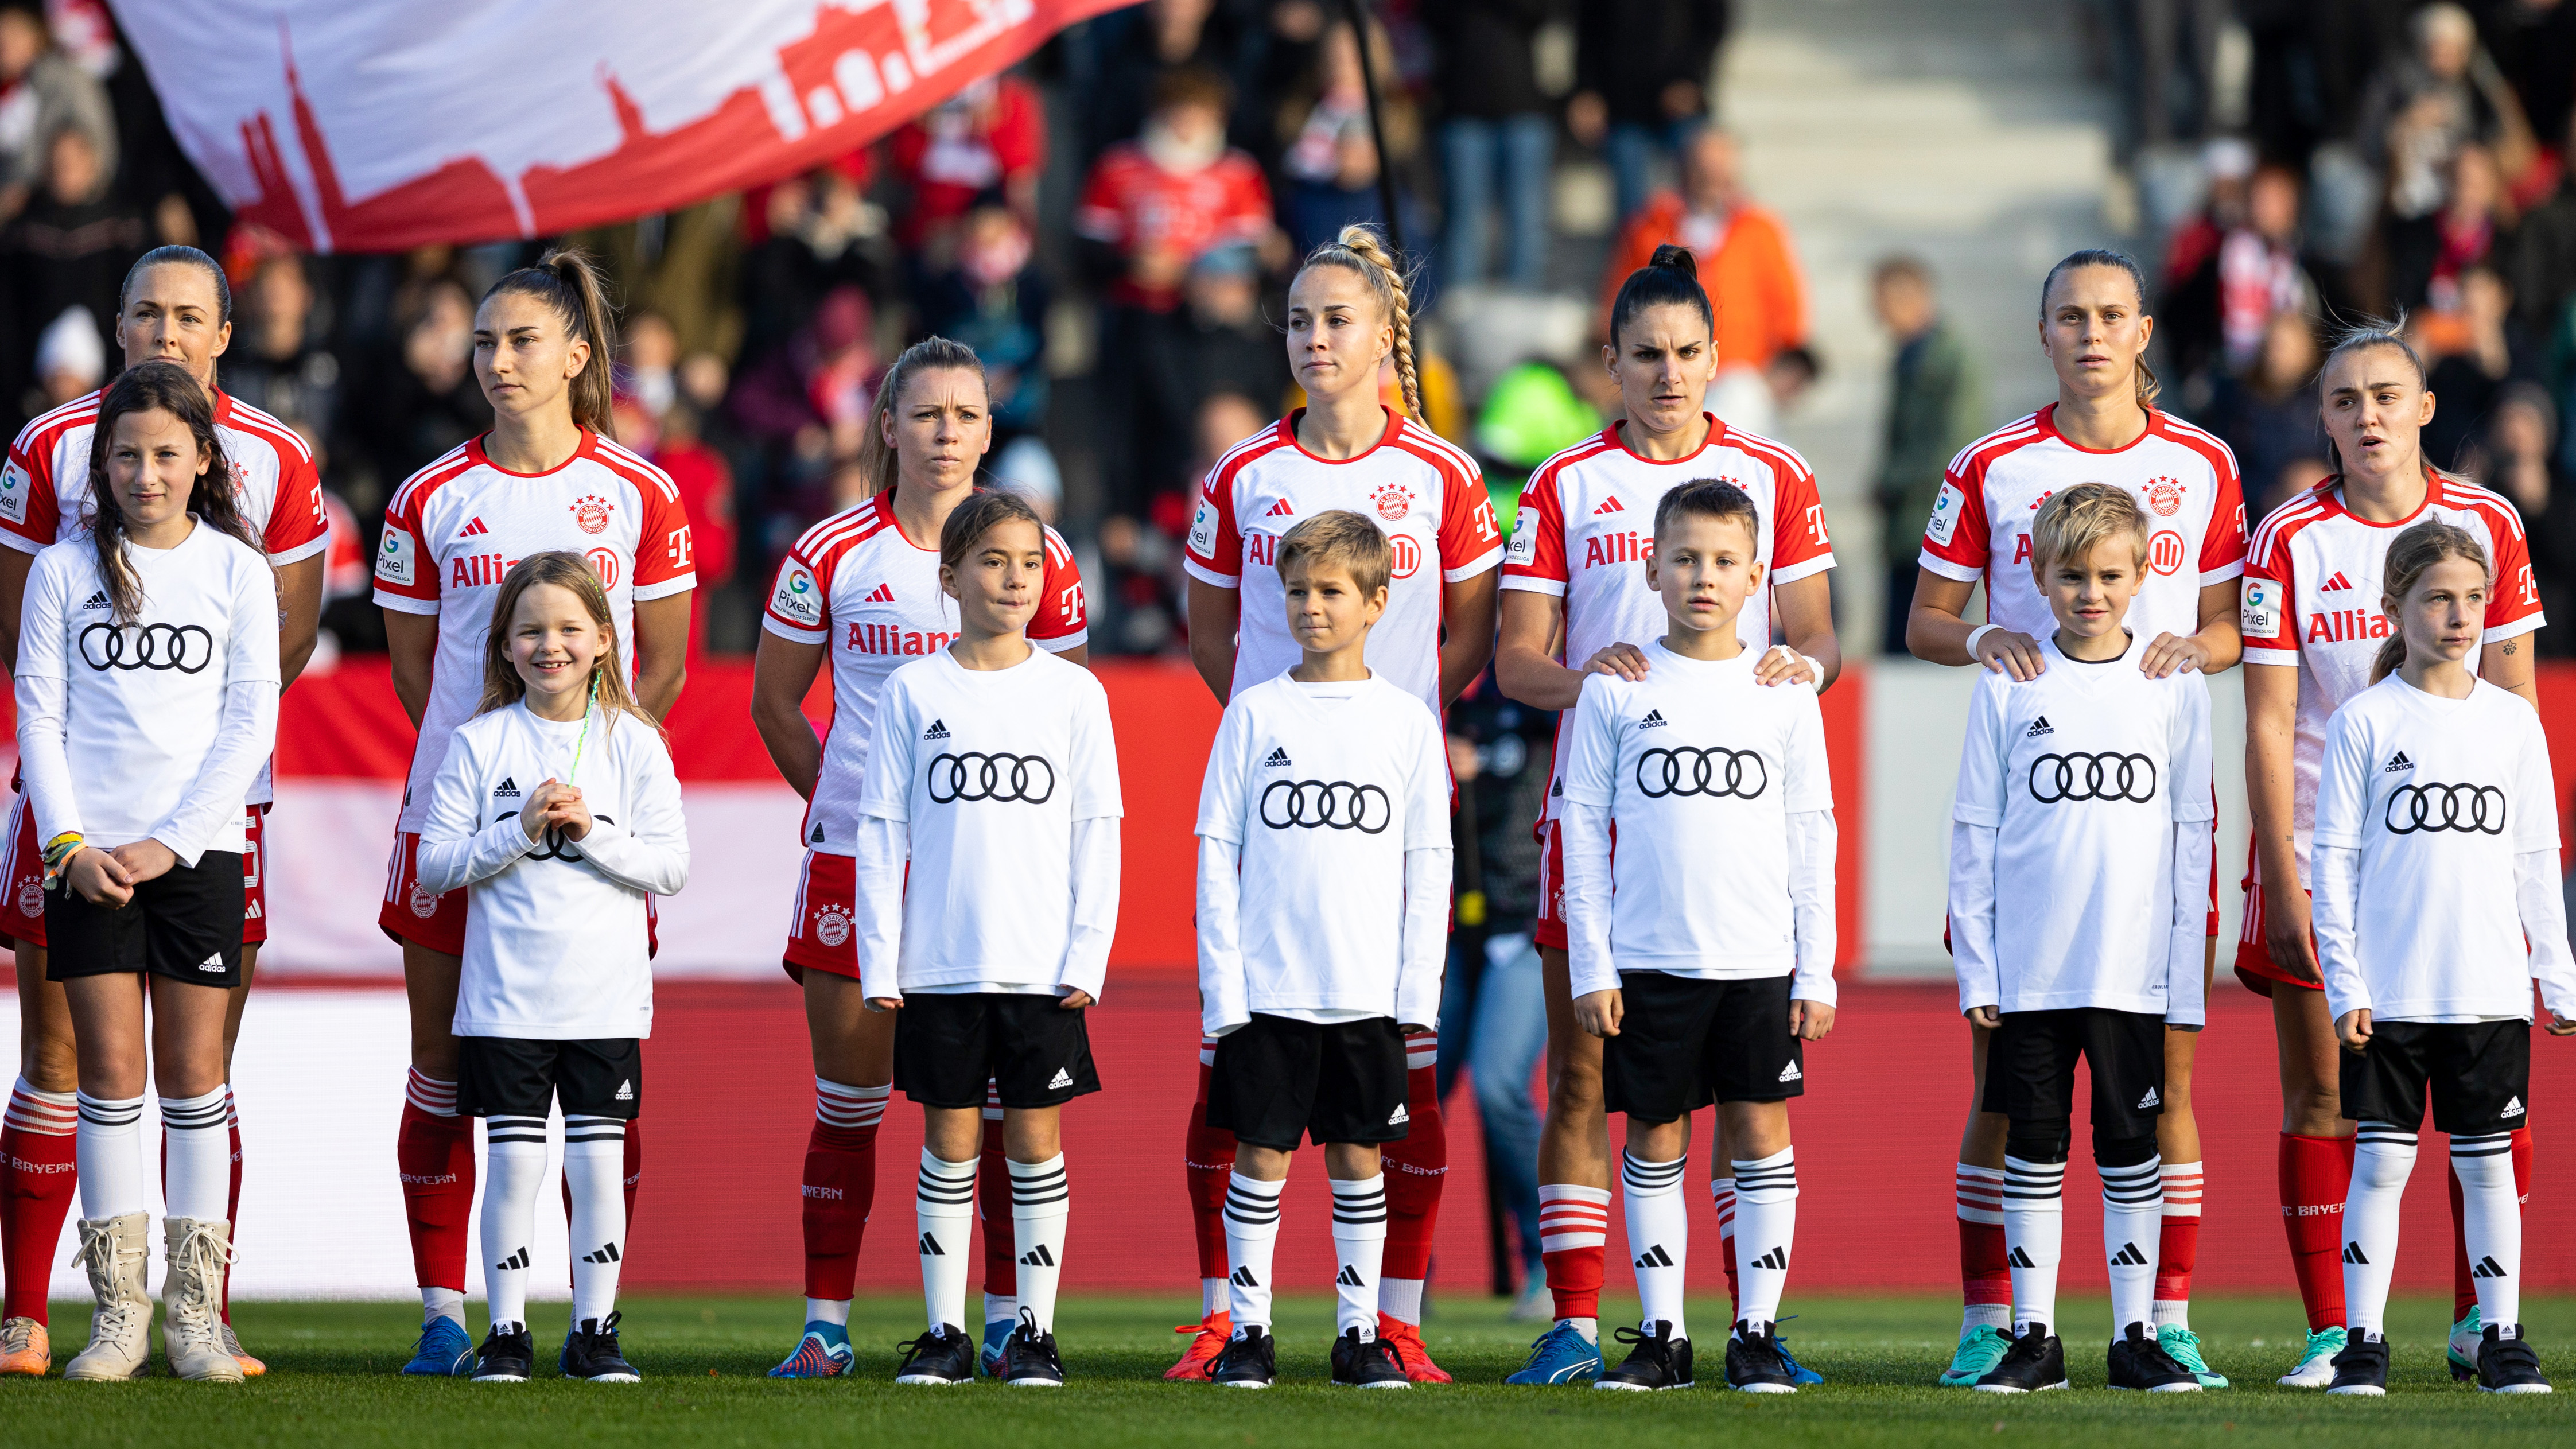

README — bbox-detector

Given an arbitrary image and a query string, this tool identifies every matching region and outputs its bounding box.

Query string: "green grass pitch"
[6,1293,2569,1447]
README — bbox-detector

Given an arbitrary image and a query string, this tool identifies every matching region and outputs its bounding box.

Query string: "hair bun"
[1648,244,1698,277]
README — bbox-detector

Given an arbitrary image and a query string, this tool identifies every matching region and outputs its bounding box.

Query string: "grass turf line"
[3,1293,2569,1448]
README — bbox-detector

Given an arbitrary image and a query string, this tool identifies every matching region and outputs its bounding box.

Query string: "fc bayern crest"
[409,881,440,918]
[815,904,852,948]
[1370,482,1414,522]
[2144,477,2183,516]
[572,494,613,534]
[16,880,40,916]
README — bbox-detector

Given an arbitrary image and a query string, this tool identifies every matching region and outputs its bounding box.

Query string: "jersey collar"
[465,426,598,479]
[1280,406,1398,464]
[1608,412,1721,465]
[2035,402,2159,456]
[2319,468,2449,529]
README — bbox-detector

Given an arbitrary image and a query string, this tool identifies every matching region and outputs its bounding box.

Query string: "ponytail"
[481,248,620,440]
[856,336,989,500]
[2370,519,2489,683]
[1609,243,1716,350]
[2039,247,2159,406]
[1296,223,1421,421]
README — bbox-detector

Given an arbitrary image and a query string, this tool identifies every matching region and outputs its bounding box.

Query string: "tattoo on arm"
[2504,641,2518,655]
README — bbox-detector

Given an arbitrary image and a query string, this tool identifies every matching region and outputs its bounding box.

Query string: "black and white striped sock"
[1009,1154,1070,1334]
[915,1149,976,1332]
[1222,1172,1284,1333]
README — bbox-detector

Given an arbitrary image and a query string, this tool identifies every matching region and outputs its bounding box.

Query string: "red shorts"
[781,849,866,982]
[379,829,469,957]
[2233,841,2320,996]
[1532,815,1567,951]
[5,794,269,950]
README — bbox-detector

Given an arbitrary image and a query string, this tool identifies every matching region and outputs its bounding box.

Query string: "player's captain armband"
[771,560,824,627]
[375,523,414,585]
[1925,482,1965,546]
[1505,503,1537,566]
[2241,577,2281,640]
[1187,495,1219,557]
[0,457,27,523]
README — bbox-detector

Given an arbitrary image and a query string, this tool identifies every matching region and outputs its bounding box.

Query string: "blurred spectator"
[2103,0,2228,161]
[2165,162,2331,385]
[735,161,884,375]
[2414,264,2518,470]
[989,434,1064,522]
[1272,17,1424,257]
[885,75,1043,254]
[2462,380,2576,654]
[1427,0,1556,292]
[915,205,1049,440]
[2385,142,2514,314]
[29,300,97,410]
[0,1,114,224]
[2486,0,2576,159]
[221,254,341,438]
[612,310,681,450]
[652,402,737,646]
[344,274,489,511]
[2243,0,2406,170]
[1868,256,1985,655]
[2201,309,2328,522]
[1568,0,1732,226]
[1598,126,1805,417]
[1151,244,1292,427]
[728,283,880,499]
[2508,110,2576,337]
[1473,359,1602,496]
[1084,0,1257,164]
[2357,3,2534,232]
[2,123,139,391]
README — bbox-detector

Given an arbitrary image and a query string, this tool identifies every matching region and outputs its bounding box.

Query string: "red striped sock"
[2280,1132,2353,1331]
[1538,1184,1611,1321]
[1957,1163,2011,1306]
[1183,1050,1235,1283]
[1381,1052,1445,1293]
[801,1079,885,1302]
[223,1089,243,1323]
[2154,1161,2201,1309]
[397,1071,475,1294]
[2,1078,79,1324]
[978,1095,1013,1312]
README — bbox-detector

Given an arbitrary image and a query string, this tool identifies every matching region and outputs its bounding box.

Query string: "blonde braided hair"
[1298,223,1421,421]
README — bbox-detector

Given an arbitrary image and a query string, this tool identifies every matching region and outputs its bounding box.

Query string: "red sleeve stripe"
[2438,476,2531,542]
[590,437,683,502]
[387,444,478,516]
[791,502,887,561]
[1393,418,1483,481]
[1526,432,1616,485]
[1726,427,1817,485]
[2247,493,2330,562]
[9,391,102,466]
[219,395,316,464]
[1945,413,2045,478]
[1206,423,1292,488]
[1042,526,1075,569]
[2152,413,2242,484]
[1388,434,1481,492]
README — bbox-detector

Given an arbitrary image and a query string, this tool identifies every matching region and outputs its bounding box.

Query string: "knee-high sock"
[1538,1183,1611,1325]
[2154,1160,2201,1326]
[1223,1172,1284,1332]
[159,1086,231,1222]
[399,1069,476,1303]
[1730,1148,1797,1330]
[1621,1151,1688,1338]
[915,1149,976,1331]
[73,1092,144,1220]
[2001,1155,2066,1334]
[1711,1176,1740,1315]
[2,1077,79,1324]
[2099,1153,2163,1333]
[1380,1044,1444,1324]
[564,1117,627,1326]
[1184,1046,1237,1318]
[479,1117,550,1330]
[978,1089,1015,1326]
[621,1118,642,1233]
[800,1078,886,1308]
[222,1088,243,1323]
[2451,1131,2520,1330]
[1009,1153,1069,1333]
[1330,1174,1389,1338]
[2279,1132,2354,1331]
[2342,1124,2415,1335]
[2449,1126,2532,1319]
[1956,1163,2011,1327]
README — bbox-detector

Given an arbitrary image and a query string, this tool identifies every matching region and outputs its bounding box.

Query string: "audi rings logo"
[79,621,213,672]
[499,811,616,861]
[1634,747,1766,799]
[2027,752,2158,803]
[1260,779,1391,832]
[2384,782,2506,835]
[928,752,1056,804]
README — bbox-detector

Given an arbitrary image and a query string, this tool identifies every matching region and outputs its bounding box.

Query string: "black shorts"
[456,1036,643,1120]
[45,851,244,989]
[1207,1013,1407,1149]
[1600,972,1803,1123]
[893,992,1101,1109]
[2342,1019,2530,1136]
[1981,1007,2165,1145]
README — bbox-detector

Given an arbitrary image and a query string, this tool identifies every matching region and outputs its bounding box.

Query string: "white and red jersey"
[760,488,1088,856]
[1918,405,2247,641]
[374,430,697,834]
[1500,414,1836,822]
[2240,471,2543,877]
[4,386,329,808]
[1184,408,1503,712]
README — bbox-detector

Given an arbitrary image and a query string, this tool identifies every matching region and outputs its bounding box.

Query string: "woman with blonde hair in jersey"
[1174,223,1502,1382]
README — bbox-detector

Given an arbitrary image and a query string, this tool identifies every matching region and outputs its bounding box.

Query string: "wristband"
[41,833,83,870]
[1964,624,1998,658]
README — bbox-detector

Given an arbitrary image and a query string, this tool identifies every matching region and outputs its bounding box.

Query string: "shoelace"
[166,1222,236,1334]
[71,1222,141,1344]
[2,1318,37,1353]
[895,1328,950,1367]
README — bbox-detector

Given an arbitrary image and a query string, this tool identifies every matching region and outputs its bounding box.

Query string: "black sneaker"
[895,1323,976,1385]
[1001,1310,1066,1388]
[2107,1321,2199,1392]
[471,1322,535,1382]
[1973,1323,2067,1393]
[1724,1320,1798,1394]
[1595,1320,1693,1390]
[561,1312,640,1382]
[1210,1324,1277,1388]
[1329,1327,1409,1389]
[2477,1325,2554,1395]
[2326,1331,2389,1396]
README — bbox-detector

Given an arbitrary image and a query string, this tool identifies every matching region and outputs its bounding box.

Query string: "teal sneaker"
[768,1322,854,1378]
[1939,1324,2012,1386]
[2276,1326,2345,1388]
[2157,1324,2228,1388]
[400,1314,476,1376]
[1505,1321,1603,1384]
[2449,1304,2484,1381]
[981,1318,1013,1378]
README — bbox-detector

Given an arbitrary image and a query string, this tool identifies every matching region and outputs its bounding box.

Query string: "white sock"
[158,1086,231,1222]
[2452,1132,2520,1330]
[2154,1159,2201,1330]
[480,1117,550,1330]
[1730,1148,1797,1331]
[1328,1174,1388,1338]
[985,1292,1016,1328]
[1621,1150,1688,1341]
[423,1287,467,1329]
[2341,1122,2416,1335]
[1380,1276,1424,1326]
[1202,1277,1227,1318]
[1009,1154,1069,1334]
[1711,1177,1739,1319]
[1223,1172,1284,1333]
[915,1149,976,1331]
[1963,1303,2012,1333]
[806,1298,850,1328]
[2001,1155,2065,1334]
[2100,1153,2162,1334]
[564,1116,627,1326]
[73,1092,145,1219]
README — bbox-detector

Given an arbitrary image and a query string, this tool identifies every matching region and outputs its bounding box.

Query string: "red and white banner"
[111,0,1136,252]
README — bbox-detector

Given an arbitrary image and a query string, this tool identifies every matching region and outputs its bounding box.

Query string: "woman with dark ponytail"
[372,247,697,1377]
[1491,240,1840,1392]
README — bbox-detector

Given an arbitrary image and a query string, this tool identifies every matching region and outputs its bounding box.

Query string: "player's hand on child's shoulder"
[2138,631,2209,678]
[1581,642,1652,681]
[1975,628,2046,681]
[1790,997,1835,1040]
[1572,990,1623,1038]
[1754,645,1817,688]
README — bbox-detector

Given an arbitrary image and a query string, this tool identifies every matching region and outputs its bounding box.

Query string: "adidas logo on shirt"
[865,583,895,603]
[2472,1254,2509,1279]
[1778,1060,1801,1083]
[2503,1095,2526,1117]
[615,1080,634,1102]
[1593,496,1625,515]
[2320,570,2353,591]
[923,719,950,740]
[2385,752,2415,773]
[1265,498,1295,518]
[494,777,521,798]
[1047,1067,1074,1090]
[1263,747,1292,768]
[1335,1265,1366,1287]
[459,517,490,538]
[2110,1241,2150,1267]
[1550,777,1563,797]
[1638,709,1668,728]
[2026,716,2054,738]
[2137,1086,2160,1109]
[77,591,107,611]
[1388,1104,1409,1126]
[1634,1244,1674,1268]
[811,823,826,843]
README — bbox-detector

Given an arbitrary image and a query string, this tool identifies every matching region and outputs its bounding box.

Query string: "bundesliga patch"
[2240,577,2280,640]
[771,561,823,627]
[376,523,415,586]
[1925,483,1965,546]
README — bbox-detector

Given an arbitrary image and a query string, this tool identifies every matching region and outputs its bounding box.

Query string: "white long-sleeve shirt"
[1947,631,2214,1023]
[2311,673,2576,1023]
[419,701,688,1039]
[850,647,1122,1001]
[1194,671,1451,1037]
[14,524,280,865]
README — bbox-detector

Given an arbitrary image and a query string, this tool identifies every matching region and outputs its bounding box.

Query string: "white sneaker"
[61,1213,153,1381]
[2277,1326,2346,1389]
[162,1218,245,1383]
